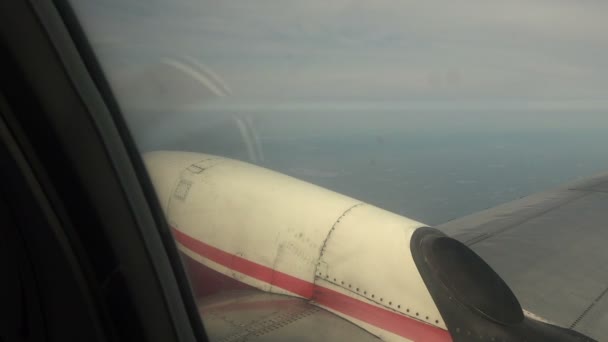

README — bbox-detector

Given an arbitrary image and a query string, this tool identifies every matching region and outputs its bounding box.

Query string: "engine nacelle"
[144,151,594,342]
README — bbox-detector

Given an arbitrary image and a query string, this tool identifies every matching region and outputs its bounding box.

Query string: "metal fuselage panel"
[145,151,450,342]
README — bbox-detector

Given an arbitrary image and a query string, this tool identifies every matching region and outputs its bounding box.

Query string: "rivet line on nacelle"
[315,273,442,327]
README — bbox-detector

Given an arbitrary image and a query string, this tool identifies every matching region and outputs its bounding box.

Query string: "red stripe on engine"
[173,228,314,298]
[314,284,451,342]
[173,227,452,342]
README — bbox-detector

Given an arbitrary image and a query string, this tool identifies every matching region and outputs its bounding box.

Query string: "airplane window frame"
[0,0,208,341]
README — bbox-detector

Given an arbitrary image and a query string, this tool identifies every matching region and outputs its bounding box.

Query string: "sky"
[74,0,608,105]
[69,1,608,225]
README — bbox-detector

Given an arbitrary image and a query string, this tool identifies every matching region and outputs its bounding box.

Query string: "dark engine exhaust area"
[411,228,595,342]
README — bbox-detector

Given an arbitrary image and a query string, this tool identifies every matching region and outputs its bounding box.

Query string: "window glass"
[71,1,608,224]
[68,1,608,339]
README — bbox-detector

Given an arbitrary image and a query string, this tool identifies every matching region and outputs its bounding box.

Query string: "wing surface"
[198,290,382,342]
[439,172,608,340]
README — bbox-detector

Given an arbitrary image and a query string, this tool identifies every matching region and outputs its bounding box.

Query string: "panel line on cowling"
[315,202,364,266]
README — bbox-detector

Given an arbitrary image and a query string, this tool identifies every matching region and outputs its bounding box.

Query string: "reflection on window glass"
[69,1,608,341]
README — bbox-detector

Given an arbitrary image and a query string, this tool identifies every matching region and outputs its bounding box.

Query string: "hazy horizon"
[131,106,608,226]
[71,0,608,225]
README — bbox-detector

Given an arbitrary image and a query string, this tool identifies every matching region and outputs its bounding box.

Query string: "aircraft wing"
[197,290,381,342]
[439,172,608,340]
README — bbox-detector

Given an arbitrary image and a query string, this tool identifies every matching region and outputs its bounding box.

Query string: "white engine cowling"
[145,151,449,342]
[144,151,592,342]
